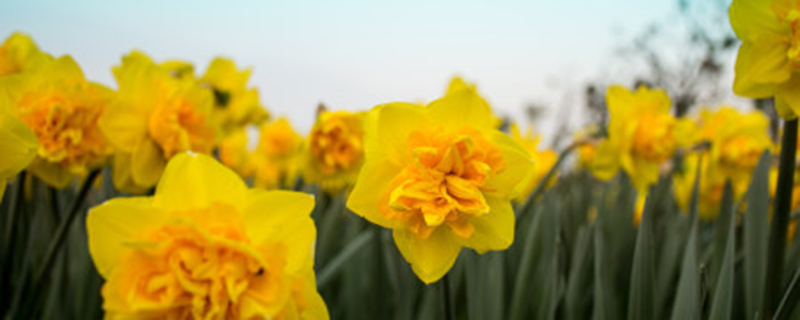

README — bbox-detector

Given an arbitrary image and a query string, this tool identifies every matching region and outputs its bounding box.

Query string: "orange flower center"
[148,95,216,158]
[103,203,288,319]
[258,122,301,158]
[308,114,363,175]
[719,136,763,173]
[632,113,677,163]
[381,128,505,240]
[17,81,111,173]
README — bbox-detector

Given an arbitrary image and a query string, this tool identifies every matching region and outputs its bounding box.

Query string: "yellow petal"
[427,89,495,131]
[153,152,248,212]
[393,227,462,284]
[590,140,621,181]
[99,103,148,153]
[461,196,514,253]
[372,102,429,166]
[346,158,404,229]
[243,189,316,273]
[110,152,149,194]
[0,112,37,179]
[729,0,783,42]
[26,157,73,189]
[86,197,167,278]
[776,74,800,119]
[484,131,534,198]
[733,37,791,98]
[131,138,166,188]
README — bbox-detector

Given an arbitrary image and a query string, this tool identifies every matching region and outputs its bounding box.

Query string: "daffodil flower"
[303,110,365,193]
[87,153,328,319]
[591,85,696,192]
[730,0,800,118]
[100,51,218,193]
[347,89,533,284]
[200,57,269,134]
[1,55,112,187]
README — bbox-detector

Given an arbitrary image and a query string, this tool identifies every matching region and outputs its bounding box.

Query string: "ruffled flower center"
[308,113,363,175]
[382,128,504,240]
[719,136,764,173]
[17,80,111,173]
[148,94,216,158]
[632,113,677,163]
[103,203,288,319]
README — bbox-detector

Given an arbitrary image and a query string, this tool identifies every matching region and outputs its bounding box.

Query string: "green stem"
[775,268,800,320]
[0,171,25,317]
[316,229,375,288]
[765,119,797,317]
[14,169,100,316]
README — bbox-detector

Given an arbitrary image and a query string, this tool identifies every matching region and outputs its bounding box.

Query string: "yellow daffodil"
[672,107,772,220]
[253,118,303,189]
[86,153,328,319]
[0,32,51,77]
[0,111,38,199]
[673,154,740,220]
[347,89,533,284]
[508,123,558,202]
[200,57,269,134]
[219,128,254,178]
[101,51,218,193]
[1,55,112,188]
[698,106,773,183]
[303,110,365,193]
[729,0,800,118]
[591,85,696,192]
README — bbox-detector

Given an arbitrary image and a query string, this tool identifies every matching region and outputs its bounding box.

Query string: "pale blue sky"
[2,0,691,135]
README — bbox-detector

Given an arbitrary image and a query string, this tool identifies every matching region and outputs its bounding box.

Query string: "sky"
[1,0,695,137]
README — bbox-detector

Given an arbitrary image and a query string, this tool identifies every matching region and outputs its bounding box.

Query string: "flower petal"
[393,227,461,284]
[428,89,495,131]
[153,152,248,212]
[346,158,404,229]
[733,37,791,98]
[461,196,514,253]
[86,197,167,278]
[131,138,166,188]
[484,131,534,199]
[373,102,429,166]
[0,112,37,179]
[243,189,316,273]
[729,0,783,42]
[776,74,800,119]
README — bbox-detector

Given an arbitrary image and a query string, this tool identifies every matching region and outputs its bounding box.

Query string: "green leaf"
[509,194,562,320]
[744,152,770,318]
[708,182,736,320]
[670,153,703,320]
[565,226,593,320]
[627,193,656,320]
[710,180,735,289]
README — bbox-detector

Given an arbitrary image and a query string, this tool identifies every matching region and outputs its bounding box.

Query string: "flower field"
[1,0,800,319]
